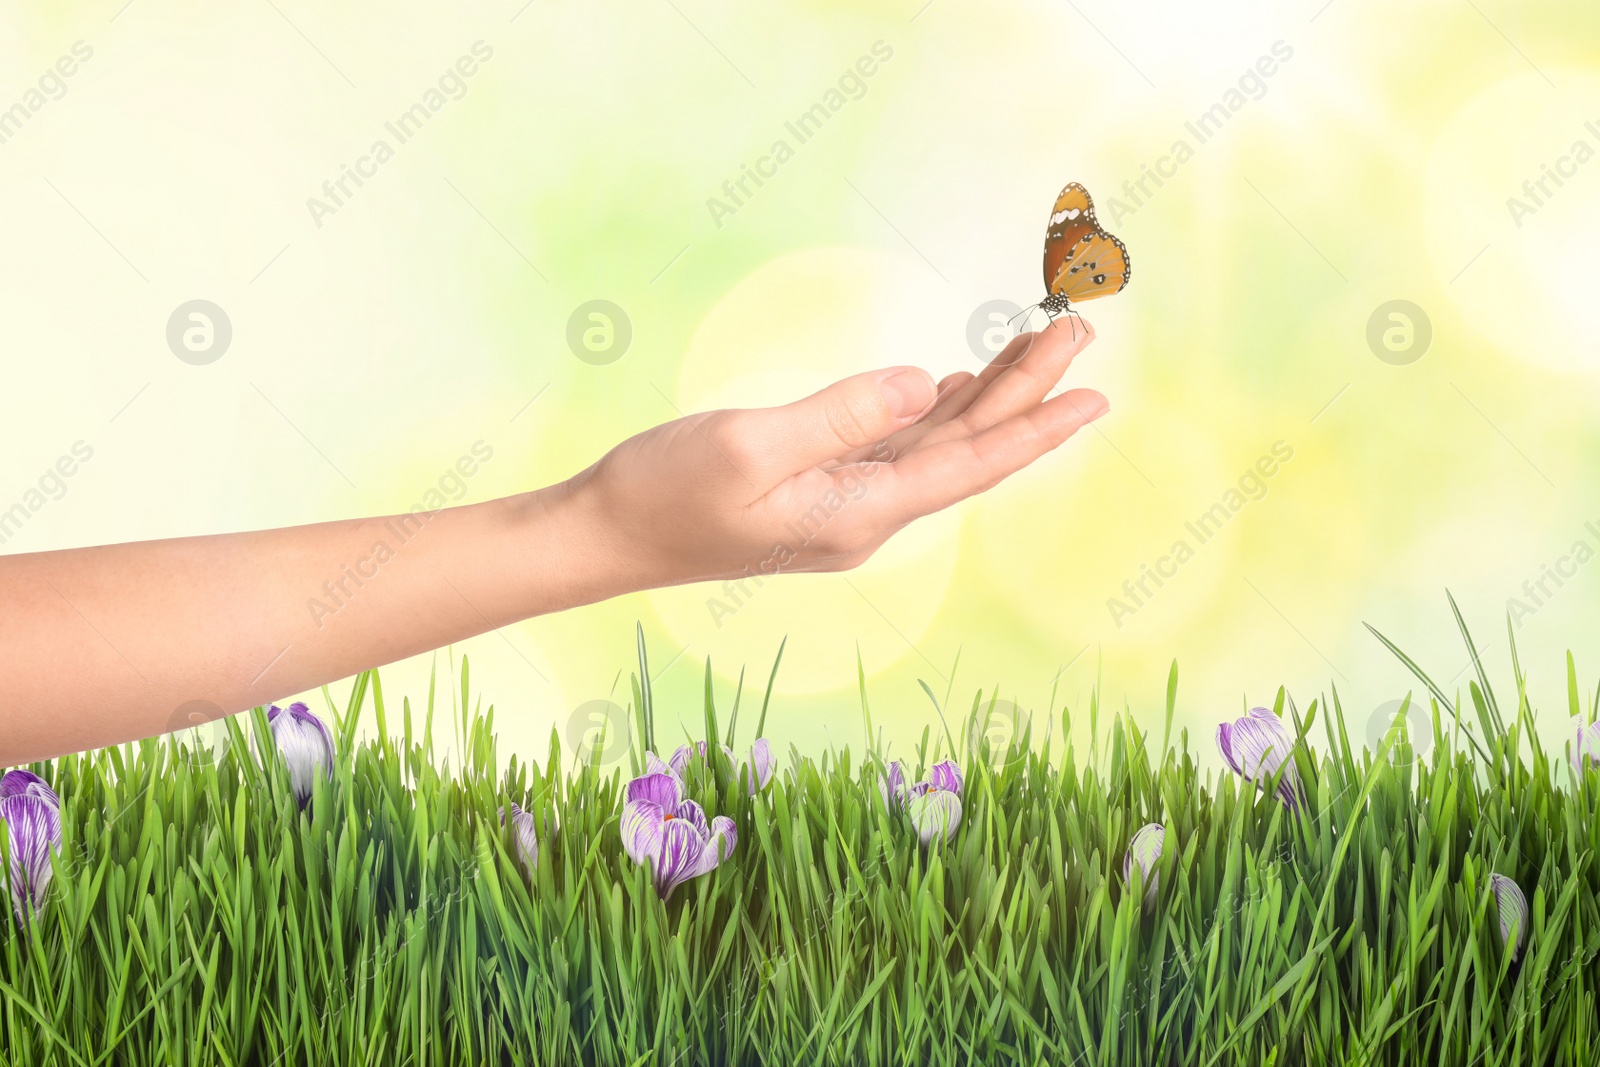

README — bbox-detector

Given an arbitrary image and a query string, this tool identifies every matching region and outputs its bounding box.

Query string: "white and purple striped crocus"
[669,739,775,794]
[500,803,540,877]
[266,702,336,806]
[620,772,737,899]
[881,759,964,844]
[1572,717,1600,774]
[1216,707,1301,809]
[0,769,59,808]
[1489,873,1529,960]
[0,769,63,923]
[1124,822,1165,911]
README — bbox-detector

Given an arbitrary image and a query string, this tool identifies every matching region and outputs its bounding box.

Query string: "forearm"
[0,481,628,763]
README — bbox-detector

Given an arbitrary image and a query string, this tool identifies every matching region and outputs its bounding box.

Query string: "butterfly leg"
[1065,307,1084,341]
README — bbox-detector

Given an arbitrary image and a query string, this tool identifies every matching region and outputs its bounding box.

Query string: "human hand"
[558,318,1107,590]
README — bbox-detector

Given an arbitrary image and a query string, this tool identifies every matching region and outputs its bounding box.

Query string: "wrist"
[499,477,659,614]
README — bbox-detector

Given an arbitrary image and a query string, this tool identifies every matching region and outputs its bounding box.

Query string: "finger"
[832,370,976,466]
[936,371,975,396]
[918,329,1042,428]
[873,388,1108,519]
[866,316,1096,461]
[953,316,1094,434]
[746,366,938,475]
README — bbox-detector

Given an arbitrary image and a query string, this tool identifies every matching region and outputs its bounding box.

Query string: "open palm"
[563,317,1106,587]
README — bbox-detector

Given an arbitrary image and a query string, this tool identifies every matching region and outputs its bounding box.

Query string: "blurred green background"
[2,0,1597,766]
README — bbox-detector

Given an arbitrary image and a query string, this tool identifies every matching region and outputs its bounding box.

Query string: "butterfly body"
[1036,182,1131,322]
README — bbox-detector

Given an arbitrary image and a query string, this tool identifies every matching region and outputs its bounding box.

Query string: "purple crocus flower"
[619,772,737,899]
[266,702,336,806]
[499,803,540,876]
[1572,717,1600,773]
[928,759,963,795]
[1124,822,1165,911]
[907,787,963,845]
[669,739,775,794]
[881,759,964,843]
[879,760,908,811]
[1216,707,1301,809]
[1489,873,1529,960]
[0,770,63,923]
[0,769,59,808]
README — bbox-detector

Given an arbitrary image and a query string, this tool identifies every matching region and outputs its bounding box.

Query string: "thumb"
[760,367,936,473]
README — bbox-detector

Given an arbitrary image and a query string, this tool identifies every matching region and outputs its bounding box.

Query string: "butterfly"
[1030,182,1131,329]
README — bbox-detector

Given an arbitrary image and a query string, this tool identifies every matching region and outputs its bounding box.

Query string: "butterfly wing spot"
[1049,232,1130,304]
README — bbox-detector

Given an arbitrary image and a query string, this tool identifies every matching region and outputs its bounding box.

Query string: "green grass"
[3,613,1599,1066]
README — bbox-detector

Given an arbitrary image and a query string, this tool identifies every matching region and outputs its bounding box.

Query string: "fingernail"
[1086,395,1110,420]
[880,369,935,418]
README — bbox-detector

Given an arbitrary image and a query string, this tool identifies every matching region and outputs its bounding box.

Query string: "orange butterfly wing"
[1049,232,1131,303]
[1042,182,1099,291]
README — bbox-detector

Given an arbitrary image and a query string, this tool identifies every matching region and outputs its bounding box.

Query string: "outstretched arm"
[0,321,1104,763]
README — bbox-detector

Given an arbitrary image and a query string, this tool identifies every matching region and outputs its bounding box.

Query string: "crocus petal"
[907,789,963,844]
[1572,718,1600,773]
[0,794,62,923]
[1124,823,1165,908]
[1215,721,1242,775]
[929,760,964,796]
[1217,708,1299,809]
[695,816,738,876]
[668,744,695,778]
[499,804,539,875]
[0,770,59,809]
[620,800,667,867]
[710,815,737,860]
[293,702,336,756]
[627,772,682,811]
[267,702,336,805]
[1489,873,1529,960]
[652,818,709,898]
[672,799,710,838]
[644,750,678,781]
[745,738,774,793]
[879,761,907,811]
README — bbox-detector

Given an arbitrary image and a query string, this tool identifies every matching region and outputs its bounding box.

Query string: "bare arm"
[0,321,1103,763]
